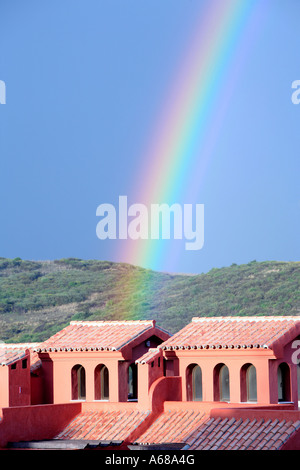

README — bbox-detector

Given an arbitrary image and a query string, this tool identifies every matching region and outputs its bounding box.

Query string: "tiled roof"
[0,346,27,366]
[135,409,208,445]
[134,406,300,450]
[0,343,39,366]
[159,316,300,351]
[183,416,300,450]
[55,409,150,442]
[35,320,159,352]
[136,348,162,364]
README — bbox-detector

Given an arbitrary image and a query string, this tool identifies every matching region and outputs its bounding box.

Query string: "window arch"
[71,364,86,400]
[241,364,257,402]
[278,362,291,402]
[128,363,138,400]
[186,364,202,401]
[214,363,230,402]
[94,364,109,400]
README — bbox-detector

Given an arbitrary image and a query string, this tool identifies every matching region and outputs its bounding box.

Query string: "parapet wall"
[0,403,82,448]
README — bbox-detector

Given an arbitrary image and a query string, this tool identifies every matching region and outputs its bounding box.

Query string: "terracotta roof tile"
[135,348,162,364]
[55,410,150,442]
[159,316,300,351]
[184,417,211,447]
[135,410,208,445]
[0,347,26,366]
[183,415,300,450]
[35,320,160,352]
[0,343,39,366]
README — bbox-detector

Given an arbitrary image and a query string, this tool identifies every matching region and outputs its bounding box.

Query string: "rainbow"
[116,0,266,273]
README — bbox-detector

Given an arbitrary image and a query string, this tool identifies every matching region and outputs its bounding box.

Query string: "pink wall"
[9,355,31,407]
[40,351,123,404]
[163,347,299,408]
[137,352,165,407]
[148,376,182,413]
[30,371,43,405]
[0,403,81,448]
[0,367,9,408]
[0,353,31,408]
[138,336,300,410]
[36,328,169,406]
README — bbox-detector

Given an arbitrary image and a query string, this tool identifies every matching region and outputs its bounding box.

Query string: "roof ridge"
[70,320,155,326]
[35,319,160,353]
[192,316,300,323]
[0,343,40,348]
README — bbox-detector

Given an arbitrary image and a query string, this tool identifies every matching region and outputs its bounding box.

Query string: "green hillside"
[0,257,299,343]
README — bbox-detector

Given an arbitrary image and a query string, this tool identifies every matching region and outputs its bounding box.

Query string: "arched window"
[186,364,202,401]
[278,362,291,402]
[71,364,86,400]
[94,364,109,400]
[241,364,257,402]
[214,363,230,402]
[128,363,138,400]
[220,365,230,402]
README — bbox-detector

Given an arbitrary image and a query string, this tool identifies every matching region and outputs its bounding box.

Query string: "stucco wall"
[0,403,82,448]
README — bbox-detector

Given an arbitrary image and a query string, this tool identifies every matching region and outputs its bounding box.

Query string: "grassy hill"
[0,257,299,343]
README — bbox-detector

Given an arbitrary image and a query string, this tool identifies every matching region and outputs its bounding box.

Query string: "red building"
[1,316,300,450]
[0,344,33,408]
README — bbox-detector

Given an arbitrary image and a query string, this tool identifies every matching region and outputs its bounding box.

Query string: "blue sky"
[0,0,299,274]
